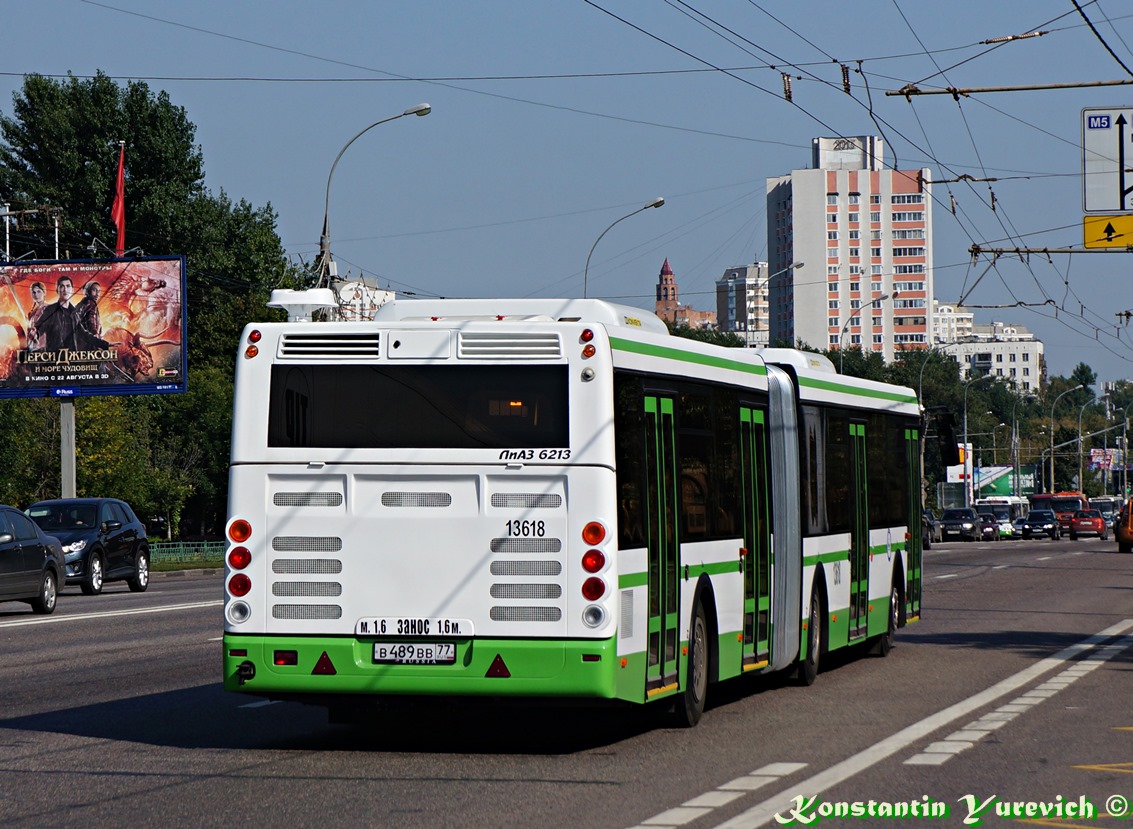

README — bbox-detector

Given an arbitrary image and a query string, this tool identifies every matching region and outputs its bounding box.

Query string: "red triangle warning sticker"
[312,651,337,675]
[485,654,511,678]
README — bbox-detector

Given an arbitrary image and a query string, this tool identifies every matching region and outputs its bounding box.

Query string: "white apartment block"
[766,136,933,361]
[716,262,769,346]
[935,306,1045,391]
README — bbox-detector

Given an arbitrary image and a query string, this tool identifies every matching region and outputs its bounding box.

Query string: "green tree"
[667,323,746,347]
[0,71,301,534]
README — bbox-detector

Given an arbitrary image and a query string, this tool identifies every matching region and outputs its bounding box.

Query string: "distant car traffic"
[1010,517,1027,539]
[25,498,150,595]
[0,504,64,614]
[1021,509,1061,540]
[977,513,1000,542]
[939,507,980,542]
[1068,509,1108,541]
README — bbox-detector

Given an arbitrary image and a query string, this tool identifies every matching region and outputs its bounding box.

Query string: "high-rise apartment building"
[716,262,769,346]
[766,136,932,360]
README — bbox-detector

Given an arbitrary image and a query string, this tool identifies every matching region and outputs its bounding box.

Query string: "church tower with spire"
[654,258,715,328]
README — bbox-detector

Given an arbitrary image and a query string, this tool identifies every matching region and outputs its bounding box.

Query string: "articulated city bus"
[222,297,923,725]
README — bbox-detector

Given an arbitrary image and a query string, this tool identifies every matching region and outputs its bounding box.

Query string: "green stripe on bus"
[803,551,848,567]
[610,337,767,376]
[797,375,918,405]
[619,571,648,589]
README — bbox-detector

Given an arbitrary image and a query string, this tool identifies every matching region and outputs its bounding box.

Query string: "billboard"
[0,256,186,399]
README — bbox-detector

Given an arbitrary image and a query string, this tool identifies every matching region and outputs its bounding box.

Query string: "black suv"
[26,498,150,595]
[0,504,64,614]
[939,507,980,542]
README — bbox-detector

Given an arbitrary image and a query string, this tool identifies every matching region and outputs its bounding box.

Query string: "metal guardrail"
[150,541,225,565]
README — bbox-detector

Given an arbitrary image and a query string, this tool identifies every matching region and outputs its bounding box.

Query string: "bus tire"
[673,600,708,727]
[872,582,899,657]
[797,591,822,686]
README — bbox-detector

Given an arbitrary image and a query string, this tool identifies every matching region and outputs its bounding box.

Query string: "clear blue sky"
[3,1,1133,386]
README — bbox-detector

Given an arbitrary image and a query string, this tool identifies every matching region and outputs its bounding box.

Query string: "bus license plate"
[373,642,456,665]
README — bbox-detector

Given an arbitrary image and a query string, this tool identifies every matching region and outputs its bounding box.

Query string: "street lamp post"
[1049,384,1085,492]
[1079,393,1109,490]
[962,373,994,507]
[752,262,803,344]
[317,102,432,283]
[582,197,665,299]
[917,343,957,404]
[1010,393,1035,497]
[839,293,891,374]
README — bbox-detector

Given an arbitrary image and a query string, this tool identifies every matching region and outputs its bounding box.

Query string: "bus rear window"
[268,364,569,449]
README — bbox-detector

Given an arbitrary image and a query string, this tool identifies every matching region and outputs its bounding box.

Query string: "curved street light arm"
[318,103,431,283]
[582,197,664,299]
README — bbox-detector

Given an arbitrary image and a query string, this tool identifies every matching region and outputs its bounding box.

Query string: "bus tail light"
[228,546,251,569]
[582,521,606,546]
[582,549,605,573]
[228,573,251,597]
[582,577,605,601]
[229,519,252,543]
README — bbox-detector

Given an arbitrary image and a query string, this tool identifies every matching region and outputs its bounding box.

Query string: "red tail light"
[228,574,251,597]
[582,549,605,573]
[582,577,606,601]
[228,546,251,569]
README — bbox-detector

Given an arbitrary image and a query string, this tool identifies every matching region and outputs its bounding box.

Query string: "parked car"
[25,498,150,595]
[1021,509,1061,540]
[939,507,980,542]
[1068,509,1108,541]
[977,513,1000,542]
[0,504,64,614]
[922,508,939,549]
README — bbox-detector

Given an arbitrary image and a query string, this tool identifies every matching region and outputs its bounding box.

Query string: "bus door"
[643,395,681,696]
[848,420,869,640]
[739,406,771,669]
[905,427,922,621]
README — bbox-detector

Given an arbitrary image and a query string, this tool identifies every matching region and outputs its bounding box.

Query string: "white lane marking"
[208,636,223,641]
[239,700,282,709]
[0,600,222,627]
[934,573,958,579]
[709,619,1133,829]
[626,763,806,829]
[904,636,1133,765]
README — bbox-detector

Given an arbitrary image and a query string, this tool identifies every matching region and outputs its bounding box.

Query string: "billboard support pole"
[60,400,76,498]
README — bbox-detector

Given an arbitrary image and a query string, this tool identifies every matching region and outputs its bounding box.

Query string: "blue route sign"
[1083,107,1133,213]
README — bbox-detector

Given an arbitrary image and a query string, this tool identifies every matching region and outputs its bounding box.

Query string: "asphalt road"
[0,537,1130,829]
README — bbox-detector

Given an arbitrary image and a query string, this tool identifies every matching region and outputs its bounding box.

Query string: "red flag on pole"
[112,142,125,256]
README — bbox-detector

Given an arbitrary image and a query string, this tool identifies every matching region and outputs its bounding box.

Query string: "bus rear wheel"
[872,583,899,657]
[797,592,822,686]
[673,601,708,727]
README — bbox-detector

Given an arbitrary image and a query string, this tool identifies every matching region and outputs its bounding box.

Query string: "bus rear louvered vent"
[490,607,562,622]
[620,590,634,639]
[381,492,452,508]
[459,332,561,359]
[272,559,343,574]
[490,560,562,576]
[272,604,343,620]
[274,492,343,507]
[490,584,562,599]
[490,538,562,553]
[272,581,343,597]
[272,536,343,552]
[491,493,562,509]
[280,332,380,358]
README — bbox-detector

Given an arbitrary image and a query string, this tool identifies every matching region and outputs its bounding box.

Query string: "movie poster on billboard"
[0,256,186,398]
